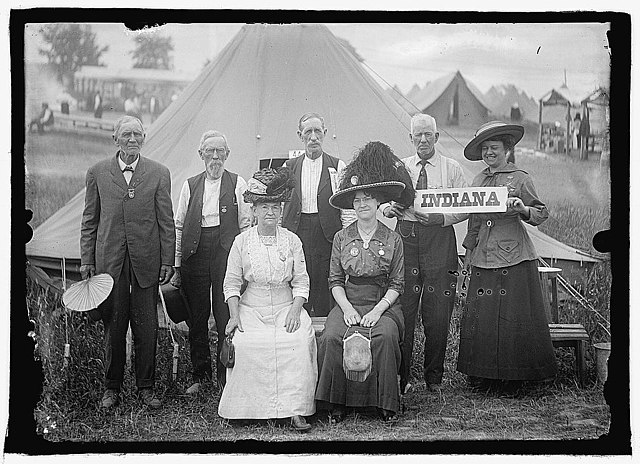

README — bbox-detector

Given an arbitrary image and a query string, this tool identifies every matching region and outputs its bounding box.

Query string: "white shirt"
[393,150,469,226]
[298,154,354,227]
[174,174,252,266]
[300,155,324,213]
[117,155,139,185]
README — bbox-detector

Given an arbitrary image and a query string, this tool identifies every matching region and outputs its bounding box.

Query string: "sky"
[23,21,611,101]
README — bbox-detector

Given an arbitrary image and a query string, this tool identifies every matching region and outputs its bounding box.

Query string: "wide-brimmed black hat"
[242,167,295,203]
[464,121,524,161]
[329,141,410,210]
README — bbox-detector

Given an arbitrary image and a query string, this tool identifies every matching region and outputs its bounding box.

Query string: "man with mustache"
[282,112,354,317]
[171,130,251,394]
[81,115,175,409]
[383,113,468,395]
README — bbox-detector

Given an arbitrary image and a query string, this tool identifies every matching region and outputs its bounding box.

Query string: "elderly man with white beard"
[171,130,252,394]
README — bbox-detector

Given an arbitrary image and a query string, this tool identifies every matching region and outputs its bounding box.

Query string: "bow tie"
[122,166,134,172]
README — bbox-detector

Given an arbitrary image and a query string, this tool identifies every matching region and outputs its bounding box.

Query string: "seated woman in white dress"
[218,167,317,432]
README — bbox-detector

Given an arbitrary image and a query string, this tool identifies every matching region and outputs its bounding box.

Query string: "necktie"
[416,161,428,190]
[122,166,134,172]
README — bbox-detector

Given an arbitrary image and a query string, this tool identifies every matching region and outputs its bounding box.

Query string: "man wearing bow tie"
[80,115,175,410]
[170,130,251,394]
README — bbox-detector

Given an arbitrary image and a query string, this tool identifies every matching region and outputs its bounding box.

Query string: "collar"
[303,153,323,164]
[345,220,390,243]
[480,162,526,176]
[118,153,140,171]
[414,151,439,167]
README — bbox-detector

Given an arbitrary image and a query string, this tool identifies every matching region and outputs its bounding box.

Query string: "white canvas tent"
[26,24,598,280]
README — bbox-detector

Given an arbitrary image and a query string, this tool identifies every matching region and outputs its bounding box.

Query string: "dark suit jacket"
[281,152,342,243]
[81,154,175,288]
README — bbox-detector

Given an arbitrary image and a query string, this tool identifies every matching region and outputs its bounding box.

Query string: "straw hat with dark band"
[329,141,411,210]
[464,121,524,161]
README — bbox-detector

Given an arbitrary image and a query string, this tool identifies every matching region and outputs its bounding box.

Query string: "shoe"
[380,409,399,422]
[138,388,162,409]
[329,407,345,425]
[185,382,201,395]
[101,389,119,409]
[426,383,443,393]
[291,415,312,432]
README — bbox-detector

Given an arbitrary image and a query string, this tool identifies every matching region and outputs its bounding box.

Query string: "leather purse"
[220,336,235,368]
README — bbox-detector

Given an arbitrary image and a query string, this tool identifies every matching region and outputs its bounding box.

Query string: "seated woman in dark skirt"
[315,141,414,422]
[457,121,557,392]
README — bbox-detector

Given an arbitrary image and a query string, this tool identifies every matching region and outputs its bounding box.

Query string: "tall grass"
[25,131,112,228]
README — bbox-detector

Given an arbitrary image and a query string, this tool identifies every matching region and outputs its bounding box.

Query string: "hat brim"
[464,125,524,161]
[329,181,405,210]
[160,283,190,324]
[243,190,292,204]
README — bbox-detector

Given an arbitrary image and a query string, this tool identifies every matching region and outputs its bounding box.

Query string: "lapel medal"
[128,188,135,199]
[350,247,359,257]
[221,205,227,213]
[378,249,385,256]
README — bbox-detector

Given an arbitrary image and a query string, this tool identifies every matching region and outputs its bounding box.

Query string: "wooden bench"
[311,316,327,336]
[539,267,589,386]
[54,112,115,133]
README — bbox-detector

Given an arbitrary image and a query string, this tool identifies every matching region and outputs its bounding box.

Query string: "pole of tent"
[537,98,543,151]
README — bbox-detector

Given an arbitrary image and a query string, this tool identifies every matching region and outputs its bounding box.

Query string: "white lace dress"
[218,226,318,419]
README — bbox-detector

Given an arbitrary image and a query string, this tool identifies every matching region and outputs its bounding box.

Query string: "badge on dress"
[127,188,135,199]
[221,205,227,213]
[350,247,359,256]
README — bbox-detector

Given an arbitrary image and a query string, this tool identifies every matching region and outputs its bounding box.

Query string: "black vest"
[281,152,342,243]
[181,170,239,263]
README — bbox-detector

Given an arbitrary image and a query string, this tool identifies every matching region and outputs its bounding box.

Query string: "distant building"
[73,65,193,114]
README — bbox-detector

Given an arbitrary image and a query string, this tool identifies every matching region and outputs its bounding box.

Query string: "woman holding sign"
[457,121,557,392]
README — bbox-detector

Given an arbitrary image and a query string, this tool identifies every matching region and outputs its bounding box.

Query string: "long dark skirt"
[315,281,404,413]
[457,260,557,381]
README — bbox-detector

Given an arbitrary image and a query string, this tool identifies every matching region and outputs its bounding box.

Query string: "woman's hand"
[360,311,381,328]
[342,305,361,327]
[225,317,243,337]
[506,196,529,216]
[285,306,302,333]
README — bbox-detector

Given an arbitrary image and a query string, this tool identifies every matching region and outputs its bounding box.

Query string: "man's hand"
[80,264,95,280]
[170,268,181,288]
[384,203,406,219]
[159,265,174,285]
[414,211,444,226]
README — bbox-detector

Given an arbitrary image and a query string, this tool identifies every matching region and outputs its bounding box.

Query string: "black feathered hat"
[243,166,296,203]
[329,141,414,210]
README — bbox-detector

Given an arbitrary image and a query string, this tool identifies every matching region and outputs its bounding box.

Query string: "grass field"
[24,127,615,445]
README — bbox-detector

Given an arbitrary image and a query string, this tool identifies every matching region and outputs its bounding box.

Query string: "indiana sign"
[414,187,508,214]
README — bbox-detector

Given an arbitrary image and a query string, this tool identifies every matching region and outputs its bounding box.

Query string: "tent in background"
[407,71,491,127]
[27,23,414,272]
[27,23,598,282]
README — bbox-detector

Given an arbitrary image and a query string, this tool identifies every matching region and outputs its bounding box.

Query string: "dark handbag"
[220,336,235,368]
